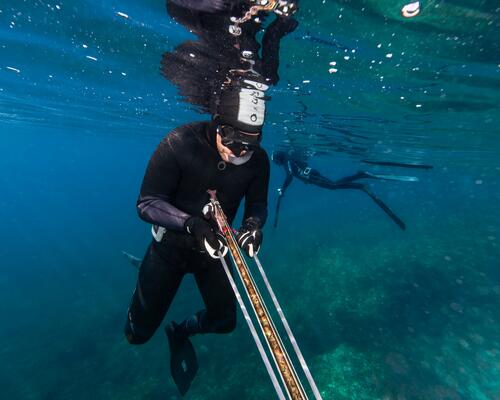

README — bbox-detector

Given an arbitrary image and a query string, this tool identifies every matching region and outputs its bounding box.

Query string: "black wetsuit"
[126,121,270,344]
[280,158,368,190]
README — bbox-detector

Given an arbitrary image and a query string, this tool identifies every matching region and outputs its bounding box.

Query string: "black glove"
[236,218,263,258]
[184,216,228,258]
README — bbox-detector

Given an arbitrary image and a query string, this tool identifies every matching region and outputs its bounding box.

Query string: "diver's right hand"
[184,216,228,258]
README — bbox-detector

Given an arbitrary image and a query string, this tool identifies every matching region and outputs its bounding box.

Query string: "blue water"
[1,1,499,399]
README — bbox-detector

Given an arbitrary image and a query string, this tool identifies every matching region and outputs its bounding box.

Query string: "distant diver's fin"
[166,322,199,396]
[273,193,284,228]
[361,187,406,230]
[361,171,419,182]
[305,176,407,230]
[121,251,142,270]
[362,160,433,170]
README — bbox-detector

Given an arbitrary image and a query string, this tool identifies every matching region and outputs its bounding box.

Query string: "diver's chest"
[182,158,252,195]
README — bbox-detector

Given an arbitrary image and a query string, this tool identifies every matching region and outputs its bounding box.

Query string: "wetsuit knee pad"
[124,303,157,345]
[124,318,154,345]
[218,316,237,334]
[124,276,167,345]
[207,312,237,334]
[187,309,236,334]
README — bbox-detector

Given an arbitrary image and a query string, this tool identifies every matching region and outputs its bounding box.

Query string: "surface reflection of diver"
[165,0,299,88]
[272,150,419,230]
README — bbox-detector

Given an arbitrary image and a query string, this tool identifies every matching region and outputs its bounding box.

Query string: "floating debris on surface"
[299,33,350,50]
[6,66,20,73]
[86,56,97,61]
[401,2,420,18]
[116,11,129,19]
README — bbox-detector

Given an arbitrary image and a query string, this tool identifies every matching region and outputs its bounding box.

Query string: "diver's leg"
[311,170,412,186]
[331,171,369,184]
[177,255,236,336]
[307,170,342,189]
[165,250,215,395]
[124,241,185,344]
[307,175,407,230]
[301,169,368,187]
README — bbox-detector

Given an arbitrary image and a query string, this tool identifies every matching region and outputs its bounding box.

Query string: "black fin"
[361,187,406,230]
[165,322,199,396]
[273,195,283,228]
[362,160,433,170]
[122,251,142,269]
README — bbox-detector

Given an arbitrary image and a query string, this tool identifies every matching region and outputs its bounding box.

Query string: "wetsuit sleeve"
[242,153,270,228]
[168,0,228,13]
[280,164,294,195]
[262,15,299,85]
[136,135,190,231]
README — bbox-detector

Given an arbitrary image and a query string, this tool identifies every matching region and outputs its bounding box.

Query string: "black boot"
[165,321,199,396]
[176,310,206,336]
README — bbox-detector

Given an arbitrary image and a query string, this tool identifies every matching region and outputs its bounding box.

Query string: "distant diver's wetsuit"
[125,121,269,344]
[273,153,406,230]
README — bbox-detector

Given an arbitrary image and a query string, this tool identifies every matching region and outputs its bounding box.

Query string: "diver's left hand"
[237,218,263,258]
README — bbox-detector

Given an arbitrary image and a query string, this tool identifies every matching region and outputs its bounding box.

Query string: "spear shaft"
[208,190,308,400]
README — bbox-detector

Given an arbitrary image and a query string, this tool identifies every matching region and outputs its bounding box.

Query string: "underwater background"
[1,1,499,399]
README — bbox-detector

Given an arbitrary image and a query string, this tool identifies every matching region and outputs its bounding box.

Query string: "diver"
[124,75,269,396]
[271,150,419,230]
